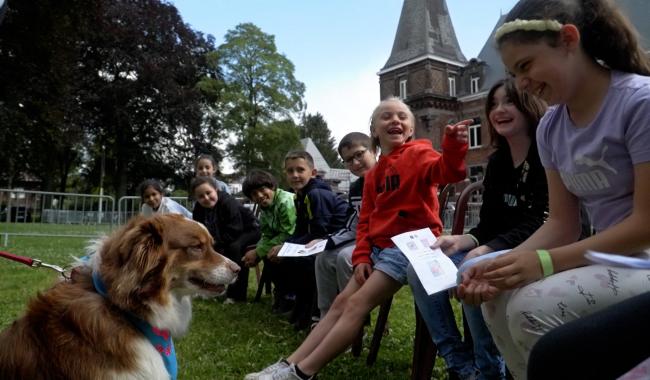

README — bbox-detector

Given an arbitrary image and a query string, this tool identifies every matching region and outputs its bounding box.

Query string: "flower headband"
[495,19,563,41]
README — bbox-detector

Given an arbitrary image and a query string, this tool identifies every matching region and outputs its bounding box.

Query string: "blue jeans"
[407,251,505,380]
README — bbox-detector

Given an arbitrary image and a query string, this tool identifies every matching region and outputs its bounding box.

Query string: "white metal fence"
[0,188,115,245]
[1,188,480,245]
[117,196,194,225]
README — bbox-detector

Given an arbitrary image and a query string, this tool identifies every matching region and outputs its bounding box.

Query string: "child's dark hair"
[338,132,372,156]
[138,179,165,201]
[498,0,650,75]
[194,154,217,171]
[284,150,315,169]
[242,170,278,199]
[189,176,219,196]
[485,78,547,149]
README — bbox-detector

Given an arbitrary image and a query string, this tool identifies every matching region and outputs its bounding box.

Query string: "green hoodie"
[255,188,296,258]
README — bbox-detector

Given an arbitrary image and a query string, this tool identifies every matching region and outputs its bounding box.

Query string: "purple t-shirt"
[537,71,650,232]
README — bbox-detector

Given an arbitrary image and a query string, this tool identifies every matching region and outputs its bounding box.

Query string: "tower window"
[470,76,480,94]
[448,76,456,97]
[399,79,407,99]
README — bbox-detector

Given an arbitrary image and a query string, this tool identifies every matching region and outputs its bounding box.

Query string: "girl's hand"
[444,119,472,144]
[457,262,501,305]
[482,250,544,290]
[354,263,373,286]
[431,234,475,256]
[460,245,494,264]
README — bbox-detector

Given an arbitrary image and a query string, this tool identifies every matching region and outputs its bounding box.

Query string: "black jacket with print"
[468,143,548,251]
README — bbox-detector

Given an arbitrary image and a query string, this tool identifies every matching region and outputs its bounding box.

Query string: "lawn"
[0,224,456,379]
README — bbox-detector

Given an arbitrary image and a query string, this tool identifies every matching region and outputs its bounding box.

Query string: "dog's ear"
[116,216,165,269]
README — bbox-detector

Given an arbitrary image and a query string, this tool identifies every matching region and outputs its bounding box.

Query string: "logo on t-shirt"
[563,146,616,193]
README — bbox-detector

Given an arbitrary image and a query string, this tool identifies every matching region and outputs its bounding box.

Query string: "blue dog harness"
[92,271,178,380]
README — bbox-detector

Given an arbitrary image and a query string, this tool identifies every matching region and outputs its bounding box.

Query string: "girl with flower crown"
[456,0,650,378]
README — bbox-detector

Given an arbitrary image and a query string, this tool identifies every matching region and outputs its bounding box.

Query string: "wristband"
[467,234,479,248]
[536,249,554,277]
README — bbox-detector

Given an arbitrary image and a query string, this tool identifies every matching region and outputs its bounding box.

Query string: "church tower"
[379,0,470,147]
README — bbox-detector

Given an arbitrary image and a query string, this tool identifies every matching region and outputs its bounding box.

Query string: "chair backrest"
[451,180,484,235]
[437,183,455,220]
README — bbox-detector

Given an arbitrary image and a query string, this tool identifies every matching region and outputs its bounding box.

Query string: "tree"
[217,23,305,174]
[0,0,91,192]
[299,113,343,168]
[74,0,223,197]
[0,0,223,197]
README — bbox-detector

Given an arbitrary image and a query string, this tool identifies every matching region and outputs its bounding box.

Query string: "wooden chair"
[355,183,457,366]
[410,179,484,379]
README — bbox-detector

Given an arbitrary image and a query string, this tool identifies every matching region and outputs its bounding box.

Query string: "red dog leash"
[0,251,69,279]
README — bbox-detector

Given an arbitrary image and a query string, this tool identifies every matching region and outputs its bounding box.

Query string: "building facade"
[379,0,650,183]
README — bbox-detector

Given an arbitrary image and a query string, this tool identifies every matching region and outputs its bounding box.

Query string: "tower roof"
[381,0,466,73]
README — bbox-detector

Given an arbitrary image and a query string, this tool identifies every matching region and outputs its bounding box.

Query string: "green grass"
[0,226,461,379]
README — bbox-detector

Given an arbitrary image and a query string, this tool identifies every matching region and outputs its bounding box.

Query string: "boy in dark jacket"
[267,151,349,329]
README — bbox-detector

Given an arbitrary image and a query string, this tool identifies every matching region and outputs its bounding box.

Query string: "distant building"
[380,0,650,183]
[300,138,354,194]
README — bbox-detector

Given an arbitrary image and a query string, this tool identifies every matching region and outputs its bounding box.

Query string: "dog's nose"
[229,262,241,274]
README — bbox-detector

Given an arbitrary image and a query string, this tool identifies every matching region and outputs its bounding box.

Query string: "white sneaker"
[224,298,236,305]
[243,359,290,380]
[258,364,313,380]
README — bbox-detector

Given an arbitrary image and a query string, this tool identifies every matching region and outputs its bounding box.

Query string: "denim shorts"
[371,246,410,285]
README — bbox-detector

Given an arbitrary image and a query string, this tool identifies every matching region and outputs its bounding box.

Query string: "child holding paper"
[245,97,468,380]
[267,151,349,330]
[458,0,650,377]
[407,78,548,380]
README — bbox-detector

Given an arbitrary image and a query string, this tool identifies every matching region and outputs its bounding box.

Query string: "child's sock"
[294,364,314,380]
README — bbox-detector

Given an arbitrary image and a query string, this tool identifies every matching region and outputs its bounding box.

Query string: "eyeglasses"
[343,149,367,165]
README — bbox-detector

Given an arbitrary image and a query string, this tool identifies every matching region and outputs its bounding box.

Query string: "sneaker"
[224,298,236,305]
[244,359,290,380]
[257,364,314,380]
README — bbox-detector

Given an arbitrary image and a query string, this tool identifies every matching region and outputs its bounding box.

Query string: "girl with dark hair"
[191,176,260,303]
[409,78,548,380]
[138,179,191,218]
[458,1,650,378]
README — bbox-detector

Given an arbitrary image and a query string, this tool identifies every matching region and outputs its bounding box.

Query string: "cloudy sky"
[169,0,519,171]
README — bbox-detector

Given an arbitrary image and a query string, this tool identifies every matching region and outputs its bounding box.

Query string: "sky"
[169,0,519,172]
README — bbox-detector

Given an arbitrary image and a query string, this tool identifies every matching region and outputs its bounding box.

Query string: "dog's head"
[96,214,240,316]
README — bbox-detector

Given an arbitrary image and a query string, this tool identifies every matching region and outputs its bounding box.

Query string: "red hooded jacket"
[352,137,467,267]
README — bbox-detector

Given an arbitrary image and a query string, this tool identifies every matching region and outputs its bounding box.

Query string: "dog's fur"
[0,214,240,380]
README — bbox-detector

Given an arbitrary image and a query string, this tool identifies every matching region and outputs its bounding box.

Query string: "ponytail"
[578,0,650,75]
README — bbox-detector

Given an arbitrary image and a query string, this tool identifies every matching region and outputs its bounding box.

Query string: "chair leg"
[351,323,364,357]
[366,297,393,366]
[411,304,437,380]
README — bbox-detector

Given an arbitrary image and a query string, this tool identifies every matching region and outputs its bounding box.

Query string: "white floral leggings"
[481,265,650,379]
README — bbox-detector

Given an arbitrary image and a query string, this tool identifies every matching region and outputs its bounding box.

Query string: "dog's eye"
[187,245,203,256]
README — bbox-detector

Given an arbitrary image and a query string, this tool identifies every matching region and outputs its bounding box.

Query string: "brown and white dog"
[0,214,240,380]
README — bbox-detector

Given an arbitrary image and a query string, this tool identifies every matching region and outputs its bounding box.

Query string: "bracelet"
[466,234,480,248]
[536,249,554,277]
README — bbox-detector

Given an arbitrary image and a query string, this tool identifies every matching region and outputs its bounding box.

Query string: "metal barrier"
[116,196,256,224]
[0,188,115,245]
[1,187,479,245]
[441,202,480,233]
[117,196,193,225]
